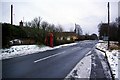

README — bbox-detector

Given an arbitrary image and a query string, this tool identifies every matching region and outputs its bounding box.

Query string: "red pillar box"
[49,33,53,47]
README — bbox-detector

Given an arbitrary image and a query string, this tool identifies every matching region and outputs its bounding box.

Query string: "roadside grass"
[37,45,46,48]
[109,43,120,50]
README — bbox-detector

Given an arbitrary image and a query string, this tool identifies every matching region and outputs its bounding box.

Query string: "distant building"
[45,32,79,46]
[19,20,23,27]
[54,32,78,41]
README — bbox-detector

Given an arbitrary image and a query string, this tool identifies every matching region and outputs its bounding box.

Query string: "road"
[2,40,97,78]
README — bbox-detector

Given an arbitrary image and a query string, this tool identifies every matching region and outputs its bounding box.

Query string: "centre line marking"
[72,47,80,50]
[34,51,66,63]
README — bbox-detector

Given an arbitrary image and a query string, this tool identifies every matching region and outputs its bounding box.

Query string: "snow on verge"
[96,42,119,79]
[106,50,119,79]
[0,45,53,60]
[65,51,91,79]
[0,42,78,60]
[53,42,78,49]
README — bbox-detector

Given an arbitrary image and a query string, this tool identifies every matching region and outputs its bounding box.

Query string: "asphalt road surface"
[90,49,111,80]
[2,40,97,78]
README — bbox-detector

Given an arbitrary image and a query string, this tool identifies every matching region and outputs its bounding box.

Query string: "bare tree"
[25,21,32,27]
[31,16,42,29]
[41,21,49,43]
[116,17,120,45]
[41,21,48,31]
[75,24,83,35]
[56,24,63,32]
[46,24,56,32]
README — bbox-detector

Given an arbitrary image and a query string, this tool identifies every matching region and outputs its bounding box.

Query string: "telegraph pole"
[11,5,13,25]
[108,2,110,49]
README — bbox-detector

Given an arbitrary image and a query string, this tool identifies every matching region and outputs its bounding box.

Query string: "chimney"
[19,20,23,27]
[11,5,13,25]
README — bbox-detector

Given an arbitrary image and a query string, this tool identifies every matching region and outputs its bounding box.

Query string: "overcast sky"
[0,0,119,35]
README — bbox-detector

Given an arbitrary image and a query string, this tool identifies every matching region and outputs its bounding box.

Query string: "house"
[45,32,79,46]
[54,32,78,42]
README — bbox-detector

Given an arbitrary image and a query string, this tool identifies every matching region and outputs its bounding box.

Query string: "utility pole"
[108,2,110,49]
[11,5,13,25]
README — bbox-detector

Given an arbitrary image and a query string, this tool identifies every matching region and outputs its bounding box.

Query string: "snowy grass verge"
[65,51,91,79]
[0,42,78,60]
[96,41,120,79]
[0,45,53,60]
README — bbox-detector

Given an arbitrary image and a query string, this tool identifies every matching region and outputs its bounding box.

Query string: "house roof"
[53,32,78,37]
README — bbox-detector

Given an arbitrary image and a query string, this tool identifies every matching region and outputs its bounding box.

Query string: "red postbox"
[49,33,53,47]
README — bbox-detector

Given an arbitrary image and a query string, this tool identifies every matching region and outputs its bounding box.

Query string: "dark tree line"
[117,17,120,45]
[25,17,63,32]
[98,17,120,45]
[78,33,98,40]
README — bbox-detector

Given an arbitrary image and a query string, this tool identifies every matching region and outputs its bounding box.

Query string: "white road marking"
[72,47,80,50]
[34,51,66,63]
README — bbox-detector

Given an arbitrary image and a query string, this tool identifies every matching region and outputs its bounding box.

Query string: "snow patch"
[65,51,91,79]
[106,50,119,78]
[0,42,78,60]
[53,42,78,49]
[96,41,120,79]
[0,45,53,60]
